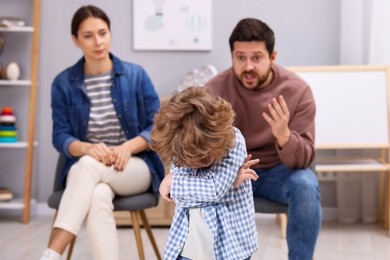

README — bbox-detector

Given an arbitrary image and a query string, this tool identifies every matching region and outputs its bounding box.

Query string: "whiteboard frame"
[288,65,390,150]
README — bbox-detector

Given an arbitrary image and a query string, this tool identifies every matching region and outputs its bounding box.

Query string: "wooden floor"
[0,212,389,260]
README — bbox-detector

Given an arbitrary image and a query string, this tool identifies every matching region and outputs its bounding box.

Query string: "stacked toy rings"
[0,107,18,142]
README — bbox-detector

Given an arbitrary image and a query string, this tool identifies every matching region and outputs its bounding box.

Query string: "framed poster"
[133,0,212,51]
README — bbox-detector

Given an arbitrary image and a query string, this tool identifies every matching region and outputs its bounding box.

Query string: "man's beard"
[235,66,272,91]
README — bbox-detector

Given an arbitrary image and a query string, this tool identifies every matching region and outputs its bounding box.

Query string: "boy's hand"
[160,173,174,202]
[233,154,259,188]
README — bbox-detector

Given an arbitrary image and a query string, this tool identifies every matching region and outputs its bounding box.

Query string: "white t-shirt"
[180,169,215,260]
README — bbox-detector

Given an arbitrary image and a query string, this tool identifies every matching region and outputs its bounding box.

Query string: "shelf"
[0,141,38,148]
[315,157,390,172]
[0,26,34,33]
[0,198,36,209]
[0,80,31,86]
[0,0,41,224]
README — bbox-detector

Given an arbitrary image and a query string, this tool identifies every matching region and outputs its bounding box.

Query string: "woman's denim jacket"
[51,53,164,194]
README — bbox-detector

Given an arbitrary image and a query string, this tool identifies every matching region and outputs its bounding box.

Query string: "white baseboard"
[0,201,55,217]
[31,202,56,216]
[29,203,341,221]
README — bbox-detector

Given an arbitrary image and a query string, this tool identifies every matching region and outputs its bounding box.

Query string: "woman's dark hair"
[229,18,275,56]
[71,5,111,38]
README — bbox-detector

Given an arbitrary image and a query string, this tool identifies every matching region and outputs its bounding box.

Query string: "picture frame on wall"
[133,0,212,51]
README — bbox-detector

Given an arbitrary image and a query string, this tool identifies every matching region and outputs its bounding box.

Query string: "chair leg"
[377,171,385,223]
[275,214,280,225]
[139,210,162,260]
[385,171,390,234]
[280,213,287,239]
[66,237,76,260]
[130,211,145,260]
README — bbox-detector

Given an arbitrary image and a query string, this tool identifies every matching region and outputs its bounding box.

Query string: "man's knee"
[289,168,320,199]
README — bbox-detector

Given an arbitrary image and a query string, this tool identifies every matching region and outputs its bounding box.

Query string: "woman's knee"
[67,155,102,184]
[70,155,98,175]
[76,155,99,169]
[110,157,152,196]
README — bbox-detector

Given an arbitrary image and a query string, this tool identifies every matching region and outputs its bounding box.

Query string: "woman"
[40,5,164,260]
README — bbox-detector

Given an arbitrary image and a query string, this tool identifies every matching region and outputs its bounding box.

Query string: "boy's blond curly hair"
[151,86,236,168]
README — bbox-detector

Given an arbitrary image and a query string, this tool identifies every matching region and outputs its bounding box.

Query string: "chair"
[254,197,288,238]
[254,161,316,239]
[47,155,162,260]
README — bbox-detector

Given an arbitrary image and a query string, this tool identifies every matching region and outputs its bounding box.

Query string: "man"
[205,18,321,260]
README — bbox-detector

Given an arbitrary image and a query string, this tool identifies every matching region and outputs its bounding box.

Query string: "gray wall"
[35,0,341,203]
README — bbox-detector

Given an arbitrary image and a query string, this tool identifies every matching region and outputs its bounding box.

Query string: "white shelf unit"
[0,79,31,86]
[0,0,41,223]
[0,198,36,210]
[315,157,390,172]
[0,141,38,148]
[0,26,34,33]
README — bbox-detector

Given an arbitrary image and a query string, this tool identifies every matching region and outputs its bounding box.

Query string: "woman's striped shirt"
[84,72,126,146]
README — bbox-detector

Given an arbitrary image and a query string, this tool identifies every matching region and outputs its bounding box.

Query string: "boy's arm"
[159,172,173,202]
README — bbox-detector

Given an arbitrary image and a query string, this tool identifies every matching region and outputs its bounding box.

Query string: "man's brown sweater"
[205,64,315,169]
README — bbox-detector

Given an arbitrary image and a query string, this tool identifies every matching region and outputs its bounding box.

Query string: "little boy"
[151,86,259,260]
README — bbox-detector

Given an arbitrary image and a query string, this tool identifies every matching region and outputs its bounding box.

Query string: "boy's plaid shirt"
[164,128,259,260]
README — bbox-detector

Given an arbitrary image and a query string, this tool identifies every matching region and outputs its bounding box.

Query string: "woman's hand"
[233,154,259,188]
[84,142,115,166]
[110,142,132,171]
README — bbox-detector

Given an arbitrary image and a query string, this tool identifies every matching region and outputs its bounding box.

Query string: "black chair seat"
[47,190,63,209]
[114,193,159,211]
[254,197,288,214]
[48,190,159,212]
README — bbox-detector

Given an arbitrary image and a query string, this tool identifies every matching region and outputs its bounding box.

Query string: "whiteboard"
[289,66,390,148]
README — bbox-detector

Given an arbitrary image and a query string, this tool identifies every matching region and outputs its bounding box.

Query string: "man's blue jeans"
[252,163,322,260]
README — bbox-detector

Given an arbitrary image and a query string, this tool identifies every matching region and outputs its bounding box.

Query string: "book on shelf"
[0,17,26,28]
[0,186,13,201]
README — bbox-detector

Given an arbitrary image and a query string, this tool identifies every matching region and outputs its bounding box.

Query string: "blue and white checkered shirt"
[164,128,259,260]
